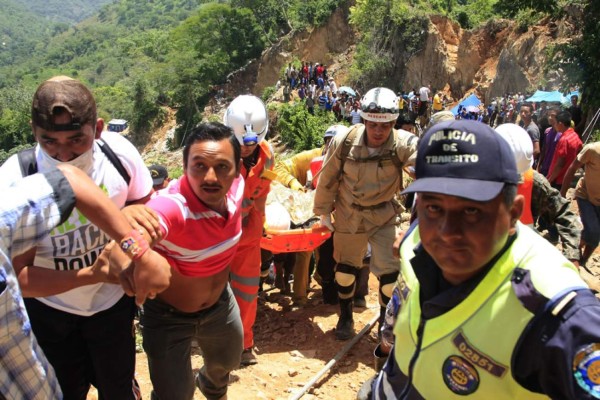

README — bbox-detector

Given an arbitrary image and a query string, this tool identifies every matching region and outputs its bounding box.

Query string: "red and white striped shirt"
[148,174,244,277]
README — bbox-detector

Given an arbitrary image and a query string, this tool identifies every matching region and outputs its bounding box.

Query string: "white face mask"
[38,144,95,175]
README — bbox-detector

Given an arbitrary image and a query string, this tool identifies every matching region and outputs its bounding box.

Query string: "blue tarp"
[450,94,482,115]
[525,90,566,103]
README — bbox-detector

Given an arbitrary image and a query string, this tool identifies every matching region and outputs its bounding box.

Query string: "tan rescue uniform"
[313,124,417,276]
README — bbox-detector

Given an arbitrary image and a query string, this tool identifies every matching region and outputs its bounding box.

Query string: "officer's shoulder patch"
[573,343,600,398]
[442,355,480,395]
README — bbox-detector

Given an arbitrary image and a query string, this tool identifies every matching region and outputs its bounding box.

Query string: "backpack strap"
[16,139,131,186]
[17,147,38,177]
[337,126,359,179]
[97,138,131,186]
[339,127,416,179]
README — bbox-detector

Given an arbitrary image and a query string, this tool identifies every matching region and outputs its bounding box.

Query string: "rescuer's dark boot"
[335,298,355,340]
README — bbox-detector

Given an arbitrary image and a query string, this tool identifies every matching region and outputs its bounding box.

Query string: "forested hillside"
[0,0,597,163]
[0,0,56,67]
[19,0,115,23]
[0,0,343,160]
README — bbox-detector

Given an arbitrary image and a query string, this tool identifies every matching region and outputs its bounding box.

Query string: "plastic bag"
[266,181,316,226]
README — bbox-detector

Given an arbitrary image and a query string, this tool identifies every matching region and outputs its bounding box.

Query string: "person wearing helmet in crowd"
[314,87,418,340]
[273,125,346,306]
[223,94,275,366]
[495,123,581,264]
[310,125,371,307]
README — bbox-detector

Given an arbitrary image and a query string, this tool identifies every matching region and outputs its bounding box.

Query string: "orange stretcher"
[260,225,332,253]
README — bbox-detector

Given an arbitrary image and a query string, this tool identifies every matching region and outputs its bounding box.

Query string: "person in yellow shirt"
[273,125,346,305]
[397,93,406,113]
[432,91,443,112]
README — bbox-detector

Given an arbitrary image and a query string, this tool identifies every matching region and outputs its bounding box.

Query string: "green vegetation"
[274,101,339,152]
[20,0,114,23]
[0,1,57,68]
[0,0,596,159]
[349,0,429,91]
[169,3,266,145]
[546,0,600,108]
[231,0,343,43]
[0,0,342,153]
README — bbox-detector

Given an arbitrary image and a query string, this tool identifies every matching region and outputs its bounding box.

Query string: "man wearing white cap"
[314,87,417,340]
[328,77,338,96]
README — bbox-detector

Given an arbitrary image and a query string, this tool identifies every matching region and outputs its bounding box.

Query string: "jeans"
[141,284,242,400]
[577,197,600,248]
[24,295,138,400]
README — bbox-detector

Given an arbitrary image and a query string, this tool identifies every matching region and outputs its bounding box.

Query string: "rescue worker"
[362,119,600,400]
[274,125,345,306]
[314,87,418,340]
[224,95,275,366]
[310,126,371,307]
[495,123,581,264]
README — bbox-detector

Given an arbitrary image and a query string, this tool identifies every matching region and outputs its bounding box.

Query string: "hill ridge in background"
[18,0,115,24]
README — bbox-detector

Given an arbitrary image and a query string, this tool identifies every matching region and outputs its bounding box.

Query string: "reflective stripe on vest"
[241,141,274,216]
[392,223,584,399]
[518,168,534,226]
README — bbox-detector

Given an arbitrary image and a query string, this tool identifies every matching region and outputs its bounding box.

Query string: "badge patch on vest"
[573,343,600,398]
[442,355,480,395]
[452,332,507,377]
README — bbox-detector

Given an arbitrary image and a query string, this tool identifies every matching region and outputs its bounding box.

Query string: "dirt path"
[128,278,381,400]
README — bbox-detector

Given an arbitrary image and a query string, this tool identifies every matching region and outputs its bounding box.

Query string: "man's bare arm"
[56,164,171,305]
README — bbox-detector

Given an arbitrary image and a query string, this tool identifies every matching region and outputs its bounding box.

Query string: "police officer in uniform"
[363,119,600,399]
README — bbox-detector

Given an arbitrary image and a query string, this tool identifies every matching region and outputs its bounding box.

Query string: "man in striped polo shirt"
[130,122,244,400]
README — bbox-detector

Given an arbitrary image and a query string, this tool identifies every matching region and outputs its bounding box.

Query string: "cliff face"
[221,7,580,105]
[222,5,355,99]
[407,14,579,102]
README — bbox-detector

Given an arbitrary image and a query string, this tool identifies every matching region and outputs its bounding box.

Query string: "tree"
[169,3,266,144]
[349,0,428,91]
[493,0,558,18]
[0,84,34,152]
[548,1,600,108]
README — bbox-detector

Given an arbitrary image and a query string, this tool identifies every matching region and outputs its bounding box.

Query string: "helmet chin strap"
[243,124,258,146]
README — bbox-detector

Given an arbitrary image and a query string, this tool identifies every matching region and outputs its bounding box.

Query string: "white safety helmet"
[359,87,399,123]
[223,95,269,146]
[429,110,455,127]
[495,123,534,174]
[324,124,348,139]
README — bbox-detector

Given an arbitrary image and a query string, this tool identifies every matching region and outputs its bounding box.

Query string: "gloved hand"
[289,179,305,192]
[319,214,334,231]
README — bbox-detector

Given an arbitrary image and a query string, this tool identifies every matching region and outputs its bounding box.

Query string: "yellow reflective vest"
[391,223,586,399]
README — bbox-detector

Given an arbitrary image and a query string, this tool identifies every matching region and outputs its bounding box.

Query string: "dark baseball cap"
[31,76,97,131]
[402,120,519,202]
[149,165,168,186]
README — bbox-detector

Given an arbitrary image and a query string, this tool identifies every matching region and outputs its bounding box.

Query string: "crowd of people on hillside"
[277,61,368,123]
[3,71,600,400]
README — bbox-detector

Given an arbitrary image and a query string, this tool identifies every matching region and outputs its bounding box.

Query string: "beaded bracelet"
[120,229,150,261]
